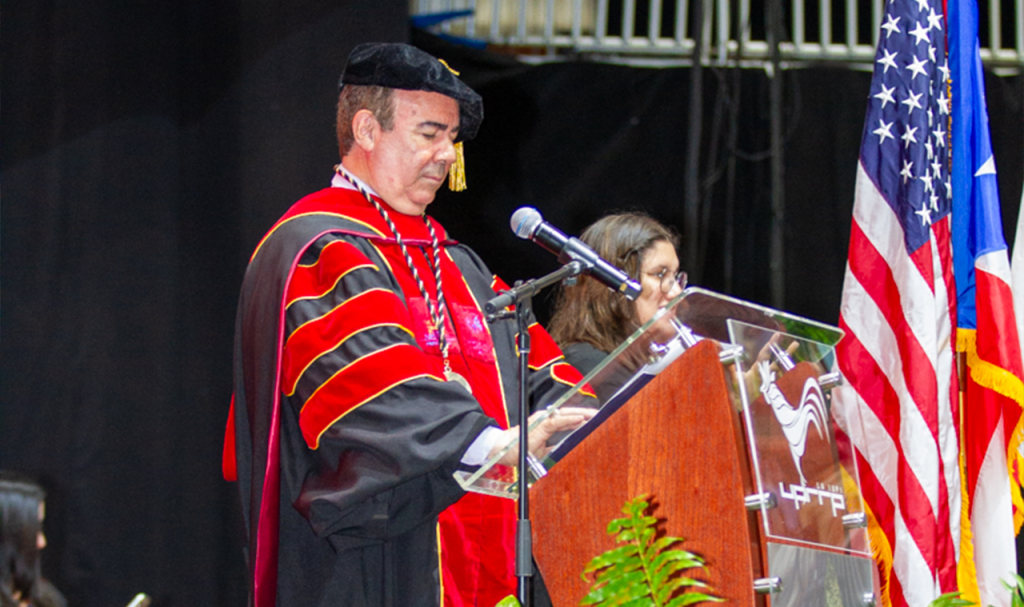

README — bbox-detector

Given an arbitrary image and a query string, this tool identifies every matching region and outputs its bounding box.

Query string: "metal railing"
[411,0,1024,69]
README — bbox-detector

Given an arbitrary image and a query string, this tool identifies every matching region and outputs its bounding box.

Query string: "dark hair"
[548,212,680,353]
[0,473,45,606]
[336,85,396,157]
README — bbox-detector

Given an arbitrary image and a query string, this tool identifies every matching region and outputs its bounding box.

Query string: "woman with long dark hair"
[548,212,686,375]
[0,473,64,607]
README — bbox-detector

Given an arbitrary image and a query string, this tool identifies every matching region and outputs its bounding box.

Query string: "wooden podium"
[531,339,764,607]
[455,288,873,607]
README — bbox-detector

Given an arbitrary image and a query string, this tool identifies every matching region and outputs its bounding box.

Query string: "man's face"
[366,89,460,215]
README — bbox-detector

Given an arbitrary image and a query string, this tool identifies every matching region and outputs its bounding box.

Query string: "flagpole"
[767,0,785,309]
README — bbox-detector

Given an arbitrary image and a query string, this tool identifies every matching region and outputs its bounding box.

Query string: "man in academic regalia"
[225,42,593,607]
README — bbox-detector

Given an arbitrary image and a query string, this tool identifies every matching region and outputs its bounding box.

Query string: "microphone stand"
[485,260,586,607]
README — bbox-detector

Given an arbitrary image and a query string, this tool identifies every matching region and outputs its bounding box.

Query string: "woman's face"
[635,240,684,326]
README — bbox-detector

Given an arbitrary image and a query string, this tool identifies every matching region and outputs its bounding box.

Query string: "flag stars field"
[910,21,931,44]
[883,14,902,37]
[908,56,930,79]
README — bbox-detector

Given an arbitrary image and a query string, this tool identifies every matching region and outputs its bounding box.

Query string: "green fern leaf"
[581,570,649,605]
[608,519,630,534]
[927,591,975,607]
[594,561,644,585]
[1002,574,1024,607]
[651,549,705,573]
[619,598,656,607]
[651,537,682,551]
[652,560,707,589]
[665,592,726,607]
[580,495,722,607]
[656,577,711,603]
[584,545,641,573]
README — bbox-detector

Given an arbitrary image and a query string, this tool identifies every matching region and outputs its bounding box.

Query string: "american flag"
[832,0,961,604]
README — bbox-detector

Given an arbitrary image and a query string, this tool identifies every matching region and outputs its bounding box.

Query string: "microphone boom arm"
[485,260,586,318]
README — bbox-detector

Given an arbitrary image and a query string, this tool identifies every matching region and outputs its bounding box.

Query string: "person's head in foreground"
[0,472,48,607]
[549,212,685,353]
[335,42,483,216]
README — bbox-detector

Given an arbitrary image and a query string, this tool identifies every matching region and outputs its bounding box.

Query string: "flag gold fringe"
[956,329,1024,406]
[958,397,982,605]
[1011,431,1024,533]
[840,465,892,607]
[957,328,1024,534]
[860,488,894,607]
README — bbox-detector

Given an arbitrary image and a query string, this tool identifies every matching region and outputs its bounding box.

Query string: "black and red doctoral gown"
[223,184,583,607]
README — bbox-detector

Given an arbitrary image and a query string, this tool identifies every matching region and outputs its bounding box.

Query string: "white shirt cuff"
[461,426,505,466]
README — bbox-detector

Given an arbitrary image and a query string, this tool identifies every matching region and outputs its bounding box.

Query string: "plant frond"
[665,592,726,607]
[581,495,722,607]
[584,545,641,572]
[927,591,975,607]
[652,537,683,552]
[1001,574,1024,607]
[651,549,705,573]
[582,570,649,605]
[655,577,711,603]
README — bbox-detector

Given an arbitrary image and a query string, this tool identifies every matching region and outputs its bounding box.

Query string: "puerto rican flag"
[949,0,1023,604]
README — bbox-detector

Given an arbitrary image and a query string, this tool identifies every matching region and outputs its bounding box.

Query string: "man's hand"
[490,407,597,466]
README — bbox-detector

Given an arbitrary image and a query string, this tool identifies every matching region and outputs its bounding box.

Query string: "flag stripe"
[835,331,937,606]
[838,308,943,573]
[847,217,940,440]
[932,217,963,570]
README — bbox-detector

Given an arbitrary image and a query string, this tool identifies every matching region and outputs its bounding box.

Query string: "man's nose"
[437,137,456,164]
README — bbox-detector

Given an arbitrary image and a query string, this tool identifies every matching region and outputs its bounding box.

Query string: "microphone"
[510,207,641,300]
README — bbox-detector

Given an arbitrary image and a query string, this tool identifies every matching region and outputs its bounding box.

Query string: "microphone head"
[510,207,543,239]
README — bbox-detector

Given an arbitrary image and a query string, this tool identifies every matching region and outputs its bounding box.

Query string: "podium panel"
[766,543,875,607]
[530,340,760,607]
[728,320,870,557]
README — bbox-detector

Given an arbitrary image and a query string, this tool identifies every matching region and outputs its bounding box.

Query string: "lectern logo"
[757,360,828,485]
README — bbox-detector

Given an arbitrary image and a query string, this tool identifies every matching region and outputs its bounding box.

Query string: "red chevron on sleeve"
[286,239,377,306]
[551,362,596,398]
[281,288,415,397]
[299,343,445,449]
[527,322,564,370]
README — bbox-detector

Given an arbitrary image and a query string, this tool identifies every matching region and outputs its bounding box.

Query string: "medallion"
[444,369,473,395]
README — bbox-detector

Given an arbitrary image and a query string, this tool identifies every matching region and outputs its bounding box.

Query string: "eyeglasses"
[642,268,688,294]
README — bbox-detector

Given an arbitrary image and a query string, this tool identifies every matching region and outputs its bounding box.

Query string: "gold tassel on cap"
[437,58,459,76]
[437,58,468,192]
[449,141,467,191]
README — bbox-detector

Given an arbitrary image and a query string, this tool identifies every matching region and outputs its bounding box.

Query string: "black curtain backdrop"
[3,4,1023,607]
[1,2,408,606]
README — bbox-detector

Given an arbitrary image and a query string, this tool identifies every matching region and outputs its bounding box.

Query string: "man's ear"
[351,109,378,152]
